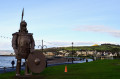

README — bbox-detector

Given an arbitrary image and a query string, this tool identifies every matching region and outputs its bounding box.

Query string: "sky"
[0,0,120,50]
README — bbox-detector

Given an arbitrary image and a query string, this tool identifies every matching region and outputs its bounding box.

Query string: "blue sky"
[0,0,120,50]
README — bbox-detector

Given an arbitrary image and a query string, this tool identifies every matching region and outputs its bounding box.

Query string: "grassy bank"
[1,59,120,79]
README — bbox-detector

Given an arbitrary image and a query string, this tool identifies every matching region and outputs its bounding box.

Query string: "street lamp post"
[38,40,47,67]
[42,40,43,52]
[38,40,47,52]
[56,47,59,56]
[72,42,74,64]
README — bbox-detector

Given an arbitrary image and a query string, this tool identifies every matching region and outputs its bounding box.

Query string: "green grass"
[1,59,120,79]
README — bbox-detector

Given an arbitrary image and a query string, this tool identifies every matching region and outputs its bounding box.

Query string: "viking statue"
[12,9,35,76]
[12,9,46,76]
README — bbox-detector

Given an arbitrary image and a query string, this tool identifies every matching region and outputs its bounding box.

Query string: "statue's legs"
[25,59,31,75]
[16,59,21,76]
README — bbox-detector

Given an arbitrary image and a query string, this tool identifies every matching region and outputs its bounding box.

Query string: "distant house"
[44,52,55,56]
[76,50,94,56]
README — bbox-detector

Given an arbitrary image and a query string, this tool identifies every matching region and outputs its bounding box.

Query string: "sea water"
[0,56,25,68]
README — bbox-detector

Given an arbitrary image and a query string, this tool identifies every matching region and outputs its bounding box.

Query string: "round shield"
[27,50,46,73]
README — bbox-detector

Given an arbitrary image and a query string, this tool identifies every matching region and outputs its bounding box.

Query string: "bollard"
[68,58,69,62]
[4,67,6,72]
[86,59,88,62]
[64,65,67,72]
[86,57,88,62]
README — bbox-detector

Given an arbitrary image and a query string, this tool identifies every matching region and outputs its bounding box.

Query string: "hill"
[58,43,120,52]
[0,50,14,55]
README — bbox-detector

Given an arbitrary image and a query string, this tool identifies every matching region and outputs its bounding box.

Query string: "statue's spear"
[21,8,24,21]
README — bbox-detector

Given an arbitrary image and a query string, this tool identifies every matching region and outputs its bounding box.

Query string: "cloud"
[73,25,120,37]
[0,41,12,50]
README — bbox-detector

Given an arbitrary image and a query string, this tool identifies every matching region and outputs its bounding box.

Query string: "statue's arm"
[12,33,18,54]
[30,35,35,52]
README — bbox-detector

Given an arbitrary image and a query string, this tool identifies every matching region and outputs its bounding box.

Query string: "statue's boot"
[16,74,20,76]
[16,59,21,76]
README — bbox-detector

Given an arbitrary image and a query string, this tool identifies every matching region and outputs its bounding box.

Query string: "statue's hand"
[30,49,34,54]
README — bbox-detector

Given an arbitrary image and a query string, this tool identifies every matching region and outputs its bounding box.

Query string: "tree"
[111,48,120,56]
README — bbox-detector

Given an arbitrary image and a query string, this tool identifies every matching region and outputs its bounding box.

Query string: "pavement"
[0,59,93,74]
[0,62,74,74]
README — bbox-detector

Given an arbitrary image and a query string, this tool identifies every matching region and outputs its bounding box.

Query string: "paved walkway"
[0,58,93,74]
[0,62,74,74]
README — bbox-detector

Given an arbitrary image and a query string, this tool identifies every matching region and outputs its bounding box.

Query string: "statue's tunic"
[12,32,35,59]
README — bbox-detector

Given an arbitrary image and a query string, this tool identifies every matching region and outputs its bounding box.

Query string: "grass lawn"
[1,59,120,79]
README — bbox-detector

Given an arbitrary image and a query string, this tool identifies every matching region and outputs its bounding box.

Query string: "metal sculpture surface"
[27,50,46,73]
[12,9,35,76]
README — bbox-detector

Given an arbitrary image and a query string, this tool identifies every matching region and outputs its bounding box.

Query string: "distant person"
[86,58,88,62]
[11,60,15,68]
[46,59,47,68]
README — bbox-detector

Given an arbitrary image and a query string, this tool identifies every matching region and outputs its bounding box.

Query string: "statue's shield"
[27,50,46,73]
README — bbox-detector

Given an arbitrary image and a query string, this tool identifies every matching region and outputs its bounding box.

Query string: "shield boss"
[27,50,46,73]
